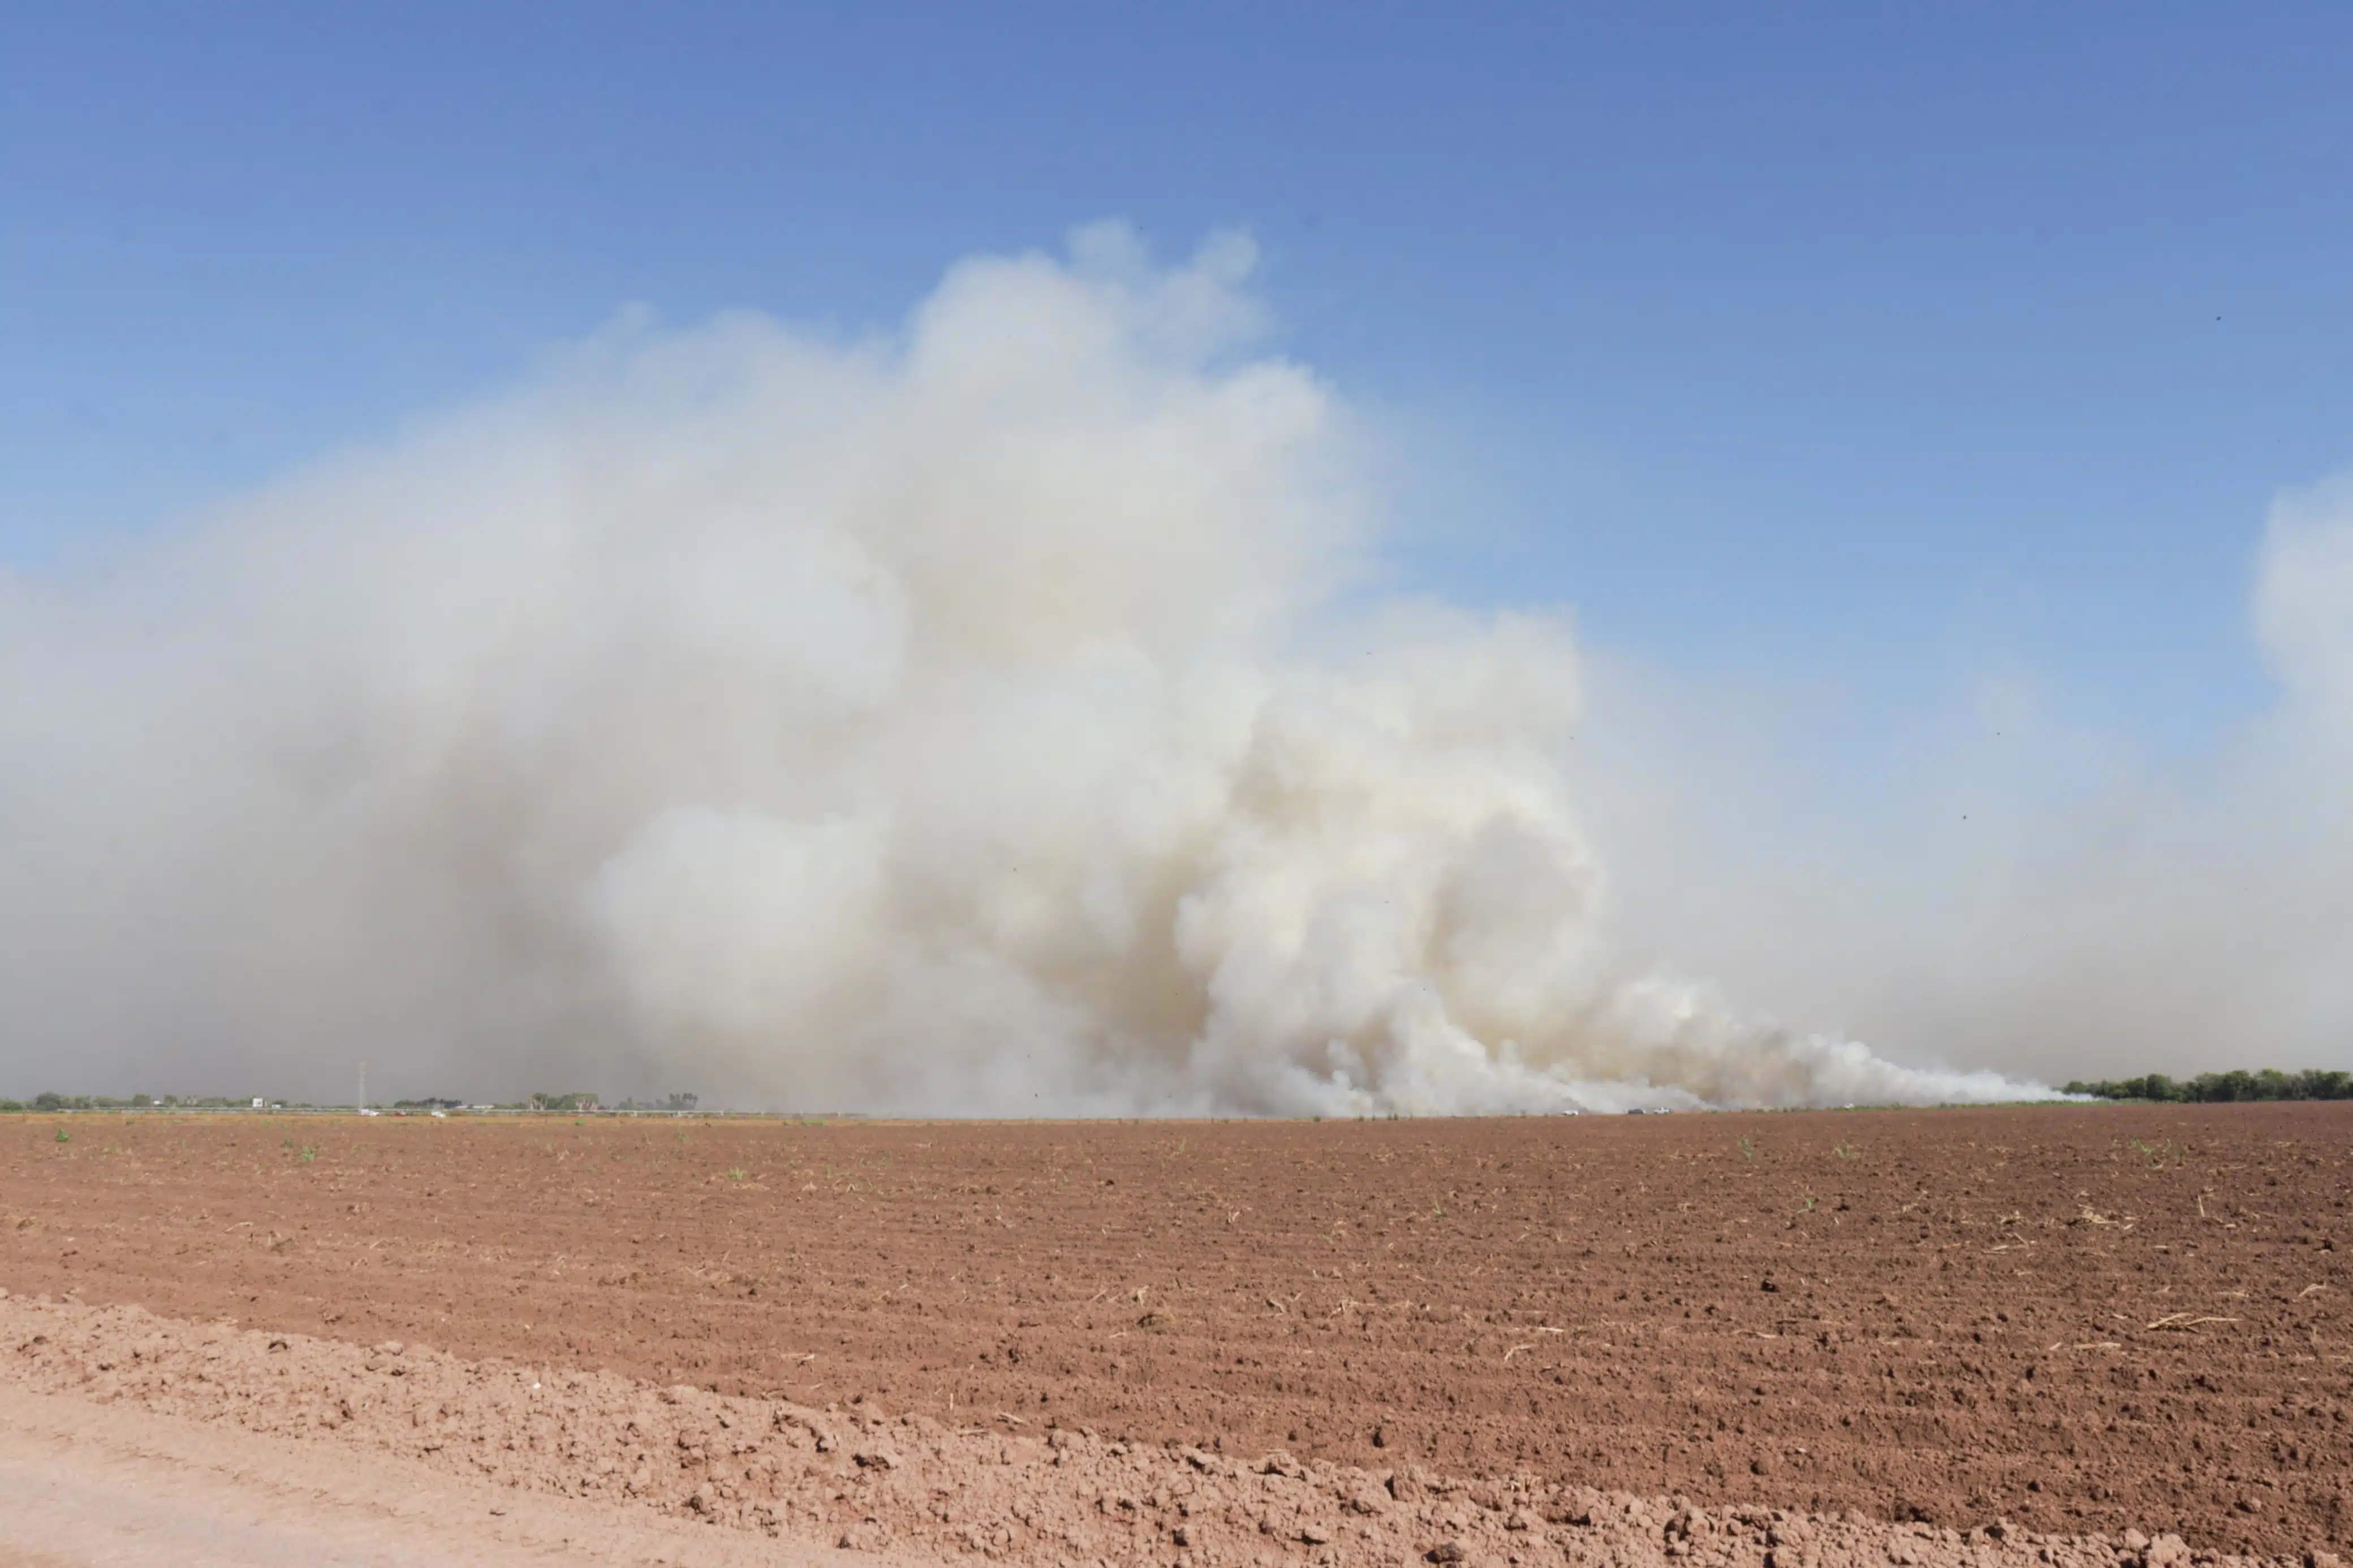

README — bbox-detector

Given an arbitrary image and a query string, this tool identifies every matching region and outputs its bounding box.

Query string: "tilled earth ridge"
[1,1105,2348,1553]
[0,1293,2321,1568]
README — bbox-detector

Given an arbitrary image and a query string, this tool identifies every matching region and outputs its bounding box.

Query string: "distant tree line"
[2065,1069,2353,1103]
[0,1092,262,1112]
[1,1090,711,1114]
[616,1092,700,1112]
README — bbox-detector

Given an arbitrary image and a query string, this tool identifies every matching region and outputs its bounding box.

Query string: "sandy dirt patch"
[0,1360,910,1566]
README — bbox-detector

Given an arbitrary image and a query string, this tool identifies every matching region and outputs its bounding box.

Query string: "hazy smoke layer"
[0,228,2044,1112]
[1551,474,2353,1091]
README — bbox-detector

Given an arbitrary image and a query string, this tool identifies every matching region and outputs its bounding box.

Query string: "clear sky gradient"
[8,2,2352,757]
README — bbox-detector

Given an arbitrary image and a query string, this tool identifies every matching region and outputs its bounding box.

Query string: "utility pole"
[357,1060,368,1110]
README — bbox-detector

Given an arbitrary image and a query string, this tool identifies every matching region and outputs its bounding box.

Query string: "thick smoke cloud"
[0,228,2044,1112]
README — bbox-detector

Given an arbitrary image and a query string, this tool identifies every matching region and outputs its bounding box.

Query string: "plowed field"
[3,1103,2347,1556]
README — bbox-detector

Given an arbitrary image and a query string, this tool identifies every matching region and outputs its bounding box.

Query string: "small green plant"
[1737,1136,1755,1161]
[729,1167,747,1181]
[300,1145,316,1163]
[1833,1142,1858,1160]
[1797,1194,1815,1214]
[54,1126,70,1143]
[1432,1202,1448,1219]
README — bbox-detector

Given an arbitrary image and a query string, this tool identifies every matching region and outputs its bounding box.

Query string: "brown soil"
[0,1295,2307,1568]
[0,1358,875,1568]
[2,1103,2347,1559]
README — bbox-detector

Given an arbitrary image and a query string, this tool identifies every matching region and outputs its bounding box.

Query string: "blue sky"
[8,2,2352,757]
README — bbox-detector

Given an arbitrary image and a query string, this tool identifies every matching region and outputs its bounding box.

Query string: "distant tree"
[2068,1069,2351,1103]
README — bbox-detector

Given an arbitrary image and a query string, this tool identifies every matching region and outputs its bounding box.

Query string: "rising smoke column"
[0,226,2046,1111]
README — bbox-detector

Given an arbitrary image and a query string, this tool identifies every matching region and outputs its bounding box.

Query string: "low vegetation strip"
[2062,1070,2353,1103]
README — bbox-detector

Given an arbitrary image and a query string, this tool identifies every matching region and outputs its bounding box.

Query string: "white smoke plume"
[0,227,2045,1112]
[1559,481,2353,1090]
